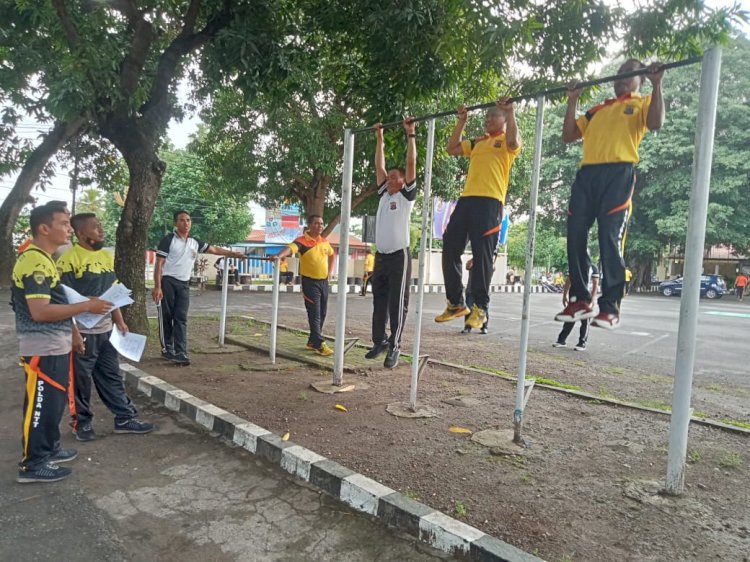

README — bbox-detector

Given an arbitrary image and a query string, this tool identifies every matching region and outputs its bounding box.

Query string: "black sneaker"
[574,342,587,351]
[161,350,176,361]
[114,419,155,434]
[384,346,400,369]
[171,352,191,366]
[365,342,389,359]
[75,423,97,442]
[461,326,472,334]
[480,326,488,335]
[49,448,78,463]
[552,341,567,348]
[17,462,72,484]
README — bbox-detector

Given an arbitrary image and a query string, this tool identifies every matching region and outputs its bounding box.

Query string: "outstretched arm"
[207,245,245,259]
[446,105,469,156]
[404,118,417,184]
[374,123,387,185]
[562,81,583,143]
[497,97,520,150]
[646,62,665,131]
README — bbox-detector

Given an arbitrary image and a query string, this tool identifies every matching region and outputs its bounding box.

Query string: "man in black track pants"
[153,211,245,365]
[365,118,418,369]
[436,98,522,330]
[57,213,154,441]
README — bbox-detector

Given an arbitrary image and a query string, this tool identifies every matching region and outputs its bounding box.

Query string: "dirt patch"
[138,317,750,562]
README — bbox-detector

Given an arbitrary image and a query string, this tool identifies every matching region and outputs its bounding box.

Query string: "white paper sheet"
[109,326,147,362]
[61,283,134,329]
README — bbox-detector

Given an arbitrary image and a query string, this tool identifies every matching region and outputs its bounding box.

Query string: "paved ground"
[184,289,750,391]
[0,303,448,561]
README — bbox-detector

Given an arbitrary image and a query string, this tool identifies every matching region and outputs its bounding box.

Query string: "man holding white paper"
[57,213,153,442]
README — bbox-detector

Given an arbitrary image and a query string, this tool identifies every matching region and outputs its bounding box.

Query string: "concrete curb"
[120,363,542,562]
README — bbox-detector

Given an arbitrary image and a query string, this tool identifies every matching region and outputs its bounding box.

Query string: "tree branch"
[51,0,82,50]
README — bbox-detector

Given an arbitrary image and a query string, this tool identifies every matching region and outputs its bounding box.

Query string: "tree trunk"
[631,254,654,290]
[114,149,165,335]
[0,117,88,288]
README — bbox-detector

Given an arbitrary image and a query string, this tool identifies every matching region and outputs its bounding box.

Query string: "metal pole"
[351,58,702,134]
[666,47,722,495]
[218,257,230,347]
[426,197,434,285]
[333,129,355,385]
[514,95,545,445]
[270,257,281,364]
[409,118,436,410]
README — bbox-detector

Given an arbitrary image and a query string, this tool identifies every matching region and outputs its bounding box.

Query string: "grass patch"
[297,391,309,401]
[520,472,532,484]
[603,366,626,375]
[705,383,723,392]
[454,500,467,518]
[598,386,614,399]
[403,488,419,500]
[718,452,742,469]
[638,400,672,411]
[529,376,583,392]
[720,418,750,430]
[692,410,710,419]
[687,449,702,464]
[560,554,576,562]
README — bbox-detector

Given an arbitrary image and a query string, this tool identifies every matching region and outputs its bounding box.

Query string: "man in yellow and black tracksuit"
[277,215,335,356]
[57,213,154,442]
[12,202,112,484]
[556,59,665,330]
[437,98,521,330]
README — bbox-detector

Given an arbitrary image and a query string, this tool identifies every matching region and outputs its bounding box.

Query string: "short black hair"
[71,212,97,233]
[388,167,406,178]
[30,201,69,236]
[173,210,191,221]
[307,214,323,224]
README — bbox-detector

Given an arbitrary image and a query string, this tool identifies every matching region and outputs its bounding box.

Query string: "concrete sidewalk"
[0,306,447,561]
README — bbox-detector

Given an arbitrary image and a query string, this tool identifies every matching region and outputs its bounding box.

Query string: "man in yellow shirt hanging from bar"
[555,59,664,330]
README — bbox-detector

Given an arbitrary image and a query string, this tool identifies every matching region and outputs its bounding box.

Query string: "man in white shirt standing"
[153,211,244,365]
[365,119,417,369]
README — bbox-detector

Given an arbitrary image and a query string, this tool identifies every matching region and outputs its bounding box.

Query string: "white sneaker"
[552,341,567,348]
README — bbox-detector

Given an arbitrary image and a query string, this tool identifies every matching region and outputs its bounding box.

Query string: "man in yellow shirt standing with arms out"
[360,247,375,296]
[436,98,521,329]
[556,60,664,330]
[277,215,335,356]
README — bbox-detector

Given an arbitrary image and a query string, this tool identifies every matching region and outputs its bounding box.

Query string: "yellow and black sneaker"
[465,304,487,329]
[315,342,334,357]
[435,303,470,323]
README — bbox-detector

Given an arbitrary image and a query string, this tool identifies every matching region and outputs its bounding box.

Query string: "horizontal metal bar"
[351,56,703,134]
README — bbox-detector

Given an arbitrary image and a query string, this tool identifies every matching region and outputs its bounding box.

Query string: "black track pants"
[73,331,137,428]
[371,249,411,348]
[442,196,502,310]
[567,163,635,315]
[158,275,190,355]
[301,277,328,348]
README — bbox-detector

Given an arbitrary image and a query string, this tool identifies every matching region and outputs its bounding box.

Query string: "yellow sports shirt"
[288,232,333,280]
[460,133,521,203]
[364,254,374,272]
[577,93,651,166]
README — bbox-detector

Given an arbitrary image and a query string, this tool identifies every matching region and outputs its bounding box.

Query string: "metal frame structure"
[216,50,717,496]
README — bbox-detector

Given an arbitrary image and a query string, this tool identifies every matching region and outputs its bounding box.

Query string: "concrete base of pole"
[310,381,367,394]
[386,403,437,419]
[472,429,530,455]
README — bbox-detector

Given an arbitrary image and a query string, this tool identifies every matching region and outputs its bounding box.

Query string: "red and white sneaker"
[592,312,620,330]
[554,298,595,322]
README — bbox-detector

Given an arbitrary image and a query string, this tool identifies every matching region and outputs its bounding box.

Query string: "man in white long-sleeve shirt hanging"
[365,118,417,369]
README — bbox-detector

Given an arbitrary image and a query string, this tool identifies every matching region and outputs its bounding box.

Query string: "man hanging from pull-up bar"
[436,98,522,329]
[555,59,664,330]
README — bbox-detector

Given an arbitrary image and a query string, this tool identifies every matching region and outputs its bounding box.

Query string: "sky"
[1,0,747,226]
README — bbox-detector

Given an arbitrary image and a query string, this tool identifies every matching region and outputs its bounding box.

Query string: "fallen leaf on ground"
[334,404,348,412]
[448,426,473,434]
[253,333,263,337]
[281,432,290,441]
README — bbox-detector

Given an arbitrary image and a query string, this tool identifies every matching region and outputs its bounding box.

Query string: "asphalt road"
[182,289,750,392]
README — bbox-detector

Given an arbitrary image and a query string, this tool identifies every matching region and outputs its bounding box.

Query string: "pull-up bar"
[351,56,703,134]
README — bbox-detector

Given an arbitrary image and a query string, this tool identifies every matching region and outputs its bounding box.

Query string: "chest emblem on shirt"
[33,271,46,285]
[624,106,635,115]
[494,140,503,148]
[389,201,398,210]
